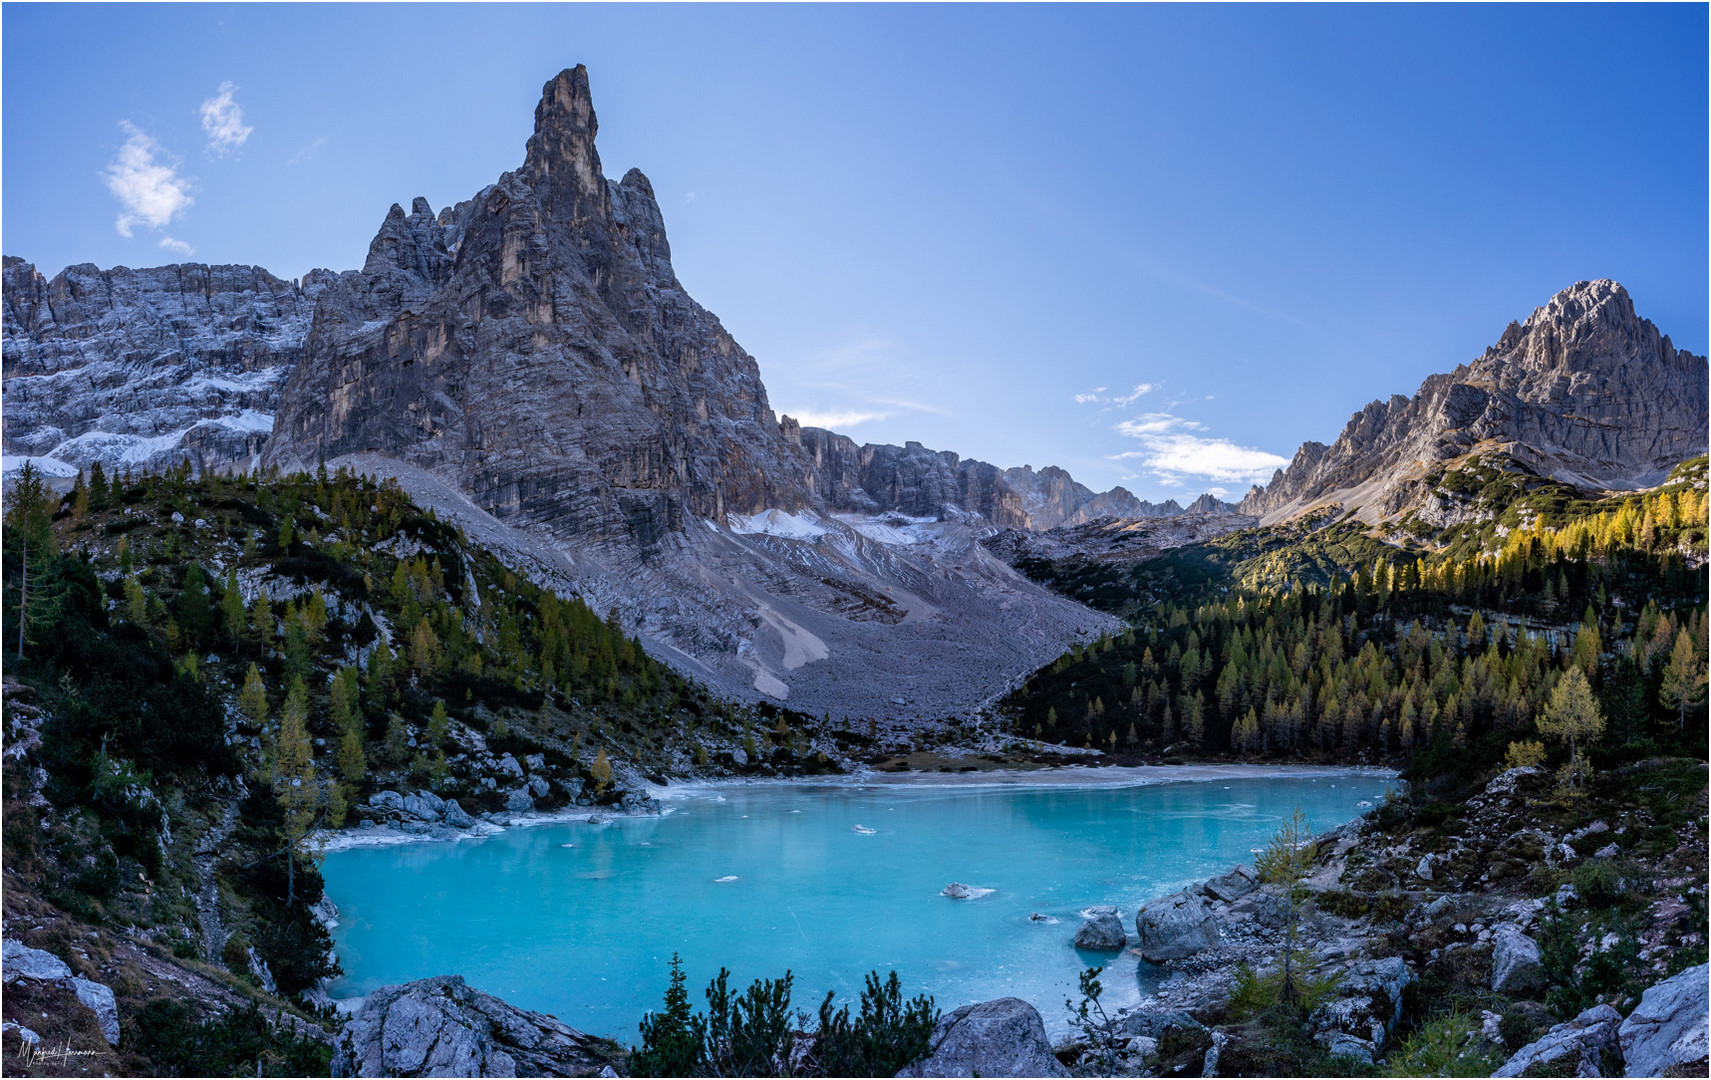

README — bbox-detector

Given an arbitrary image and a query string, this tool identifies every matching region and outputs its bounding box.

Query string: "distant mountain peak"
[1241,279,1708,524]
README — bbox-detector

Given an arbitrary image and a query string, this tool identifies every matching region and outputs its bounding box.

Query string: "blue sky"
[5,4,1705,500]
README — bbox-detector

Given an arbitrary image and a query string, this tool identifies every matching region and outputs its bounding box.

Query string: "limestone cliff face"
[1241,280,1709,522]
[800,428,1028,528]
[2,258,330,475]
[264,67,816,549]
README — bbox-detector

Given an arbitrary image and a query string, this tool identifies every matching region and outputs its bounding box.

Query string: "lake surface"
[321,765,1391,1041]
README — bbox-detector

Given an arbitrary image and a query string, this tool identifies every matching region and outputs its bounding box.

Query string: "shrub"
[813,970,938,1077]
[128,999,332,1077]
[1384,1009,1502,1077]
[1569,859,1624,909]
[631,961,939,1078]
[1505,740,1547,770]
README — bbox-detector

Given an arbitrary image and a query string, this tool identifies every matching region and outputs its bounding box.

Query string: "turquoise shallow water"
[321,767,1390,1040]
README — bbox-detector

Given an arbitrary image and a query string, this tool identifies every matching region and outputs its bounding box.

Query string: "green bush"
[1569,859,1624,909]
[1384,1009,1502,1077]
[127,999,332,1077]
[630,959,939,1078]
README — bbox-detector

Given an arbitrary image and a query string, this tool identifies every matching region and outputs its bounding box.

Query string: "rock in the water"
[894,997,1069,1078]
[1490,924,1546,995]
[941,883,992,900]
[1493,1003,1622,1078]
[1202,865,1259,903]
[1135,889,1219,963]
[70,977,119,1046]
[2,939,71,982]
[1072,906,1127,951]
[1619,963,1709,1078]
[506,789,535,814]
[442,800,475,830]
[335,974,618,1077]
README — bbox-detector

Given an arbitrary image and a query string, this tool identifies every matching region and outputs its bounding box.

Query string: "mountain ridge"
[1240,279,1708,525]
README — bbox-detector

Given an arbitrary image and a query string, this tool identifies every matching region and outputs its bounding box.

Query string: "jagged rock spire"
[525,65,609,225]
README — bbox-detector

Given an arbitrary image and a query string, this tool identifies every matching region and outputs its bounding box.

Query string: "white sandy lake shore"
[315,762,1399,853]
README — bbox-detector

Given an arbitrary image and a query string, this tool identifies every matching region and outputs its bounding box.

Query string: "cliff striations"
[2,258,332,475]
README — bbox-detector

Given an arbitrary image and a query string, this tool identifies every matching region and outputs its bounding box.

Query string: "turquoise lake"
[321,766,1391,1040]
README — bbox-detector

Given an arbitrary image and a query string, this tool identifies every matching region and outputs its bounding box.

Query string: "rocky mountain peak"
[524,65,609,224]
[1241,280,1707,524]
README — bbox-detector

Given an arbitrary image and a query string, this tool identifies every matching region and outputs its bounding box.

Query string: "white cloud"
[785,409,891,430]
[158,236,194,256]
[1110,412,1287,486]
[200,82,253,154]
[104,122,193,237]
[1075,383,1155,407]
[286,136,326,166]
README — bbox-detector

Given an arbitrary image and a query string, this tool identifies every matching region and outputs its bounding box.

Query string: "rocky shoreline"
[317,763,1707,1078]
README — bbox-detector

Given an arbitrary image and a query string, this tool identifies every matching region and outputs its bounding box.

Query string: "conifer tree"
[1537,668,1604,790]
[272,677,318,906]
[239,663,269,731]
[1660,629,1708,729]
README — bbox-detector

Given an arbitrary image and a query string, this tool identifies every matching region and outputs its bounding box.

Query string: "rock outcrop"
[894,997,1069,1078]
[1135,889,1220,963]
[1618,963,1710,1078]
[334,975,618,1077]
[1,939,120,1046]
[1241,280,1709,524]
[1489,924,1546,995]
[1492,1003,1623,1078]
[2,258,331,476]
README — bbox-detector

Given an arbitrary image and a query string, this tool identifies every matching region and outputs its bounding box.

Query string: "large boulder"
[71,977,120,1046]
[1490,924,1546,995]
[1308,957,1414,1051]
[404,791,447,821]
[1,941,120,1046]
[369,790,407,813]
[335,975,617,1077]
[1073,906,1127,951]
[506,789,536,814]
[1202,865,1260,903]
[442,800,475,830]
[1135,890,1219,963]
[1619,963,1709,1078]
[2,939,71,982]
[1493,1003,1622,1078]
[895,997,1069,1078]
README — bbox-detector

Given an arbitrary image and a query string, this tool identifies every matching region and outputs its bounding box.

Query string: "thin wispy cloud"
[286,137,327,166]
[200,82,253,155]
[772,330,961,435]
[786,409,891,430]
[158,236,194,256]
[1109,412,1286,487]
[1075,383,1158,407]
[104,122,193,238]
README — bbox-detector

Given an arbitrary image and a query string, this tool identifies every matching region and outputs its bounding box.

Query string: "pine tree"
[272,677,318,906]
[239,663,270,731]
[591,749,614,795]
[1660,629,1708,729]
[221,568,247,645]
[1537,668,1604,790]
